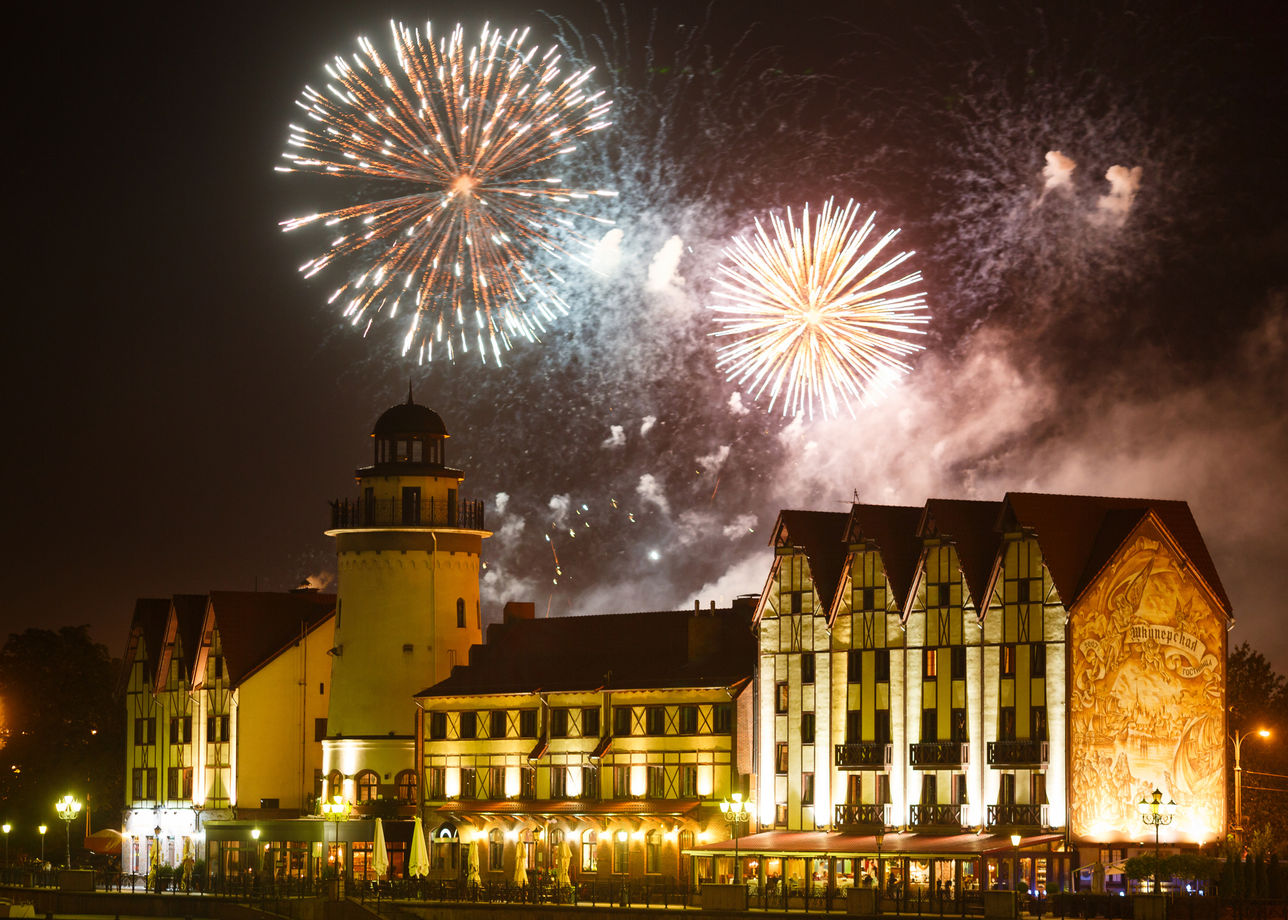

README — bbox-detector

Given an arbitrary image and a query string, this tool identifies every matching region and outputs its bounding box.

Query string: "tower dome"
[368,386,449,469]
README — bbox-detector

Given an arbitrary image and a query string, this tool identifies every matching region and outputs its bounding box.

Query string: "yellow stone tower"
[321,391,489,797]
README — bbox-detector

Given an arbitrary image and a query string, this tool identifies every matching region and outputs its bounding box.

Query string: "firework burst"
[709,198,929,420]
[278,21,615,365]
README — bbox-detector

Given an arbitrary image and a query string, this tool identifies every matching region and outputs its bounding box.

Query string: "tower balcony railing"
[986,739,1049,767]
[835,742,893,770]
[909,741,969,769]
[909,803,965,828]
[987,803,1047,828]
[834,803,888,831]
[330,497,485,531]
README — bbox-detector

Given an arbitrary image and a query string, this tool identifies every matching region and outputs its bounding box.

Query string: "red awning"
[686,830,1064,858]
[84,829,124,855]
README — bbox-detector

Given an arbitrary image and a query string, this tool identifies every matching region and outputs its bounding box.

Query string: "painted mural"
[1069,519,1225,842]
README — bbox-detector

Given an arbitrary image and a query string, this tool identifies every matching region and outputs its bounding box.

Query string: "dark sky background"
[5,2,1286,668]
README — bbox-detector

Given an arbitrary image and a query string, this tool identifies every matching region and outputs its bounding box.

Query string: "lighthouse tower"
[322,391,488,796]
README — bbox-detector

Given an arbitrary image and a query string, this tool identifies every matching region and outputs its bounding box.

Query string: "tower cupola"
[370,386,449,469]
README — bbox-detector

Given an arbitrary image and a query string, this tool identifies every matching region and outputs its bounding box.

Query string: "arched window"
[580,830,598,872]
[457,598,466,628]
[679,830,694,881]
[325,771,343,801]
[645,830,662,874]
[488,828,504,871]
[612,831,629,874]
[395,770,418,803]
[355,769,379,802]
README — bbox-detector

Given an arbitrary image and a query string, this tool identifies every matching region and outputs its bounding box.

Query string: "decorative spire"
[407,380,414,405]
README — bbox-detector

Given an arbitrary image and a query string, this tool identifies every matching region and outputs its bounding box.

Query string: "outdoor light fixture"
[55,795,81,868]
[320,795,350,885]
[1136,788,1177,892]
[1011,834,1021,891]
[38,825,47,864]
[1231,729,1270,841]
[2,823,10,867]
[719,792,754,885]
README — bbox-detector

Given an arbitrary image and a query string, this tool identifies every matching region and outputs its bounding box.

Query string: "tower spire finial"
[407,379,414,405]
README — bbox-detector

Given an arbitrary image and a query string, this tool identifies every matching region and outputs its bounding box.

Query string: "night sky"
[7,2,1286,667]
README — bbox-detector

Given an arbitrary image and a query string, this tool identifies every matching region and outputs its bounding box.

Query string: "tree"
[0,626,123,860]
[1227,644,1288,846]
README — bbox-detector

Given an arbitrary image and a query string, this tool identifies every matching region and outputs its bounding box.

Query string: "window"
[953,773,969,804]
[489,710,507,739]
[1001,644,1017,678]
[951,645,967,679]
[402,486,421,523]
[429,711,447,739]
[1032,772,1048,807]
[713,704,732,734]
[614,765,632,798]
[134,717,156,745]
[326,770,343,798]
[921,708,938,742]
[645,830,662,874]
[776,803,788,826]
[489,828,504,870]
[998,773,1016,805]
[1030,643,1046,677]
[459,711,477,739]
[314,717,327,741]
[131,767,157,801]
[582,707,600,737]
[396,770,418,802]
[645,706,666,735]
[875,649,890,682]
[355,770,379,802]
[581,831,598,872]
[206,714,229,742]
[551,708,569,738]
[801,711,815,745]
[999,706,1017,741]
[169,716,191,744]
[581,767,600,800]
[213,655,223,680]
[167,766,192,801]
[848,649,862,683]
[846,709,861,743]
[489,767,505,799]
[520,767,536,799]
[924,647,938,678]
[680,765,698,798]
[862,586,876,610]
[801,652,815,683]
[459,768,476,799]
[551,767,568,799]
[921,774,938,804]
[613,706,633,736]
[951,707,968,742]
[802,772,815,804]
[875,709,891,743]
[519,709,537,738]
[775,682,789,713]
[427,767,445,799]
[776,742,789,774]
[613,833,629,873]
[647,765,665,798]
[456,598,466,628]
[679,705,698,734]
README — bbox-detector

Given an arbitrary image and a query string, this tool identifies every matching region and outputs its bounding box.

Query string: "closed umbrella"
[408,816,430,879]
[371,818,389,880]
[512,839,528,888]
[467,840,482,888]
[555,840,572,889]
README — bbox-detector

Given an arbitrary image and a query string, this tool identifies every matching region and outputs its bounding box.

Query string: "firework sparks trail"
[708,198,929,420]
[278,21,616,365]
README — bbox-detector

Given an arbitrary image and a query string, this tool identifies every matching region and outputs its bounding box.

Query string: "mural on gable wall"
[1068,519,1225,842]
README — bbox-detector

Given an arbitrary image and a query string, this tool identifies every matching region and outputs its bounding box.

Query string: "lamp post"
[1010,834,1021,892]
[251,828,261,877]
[875,829,885,897]
[1136,788,1177,893]
[38,825,47,865]
[321,795,350,886]
[55,795,82,868]
[1232,729,1270,842]
[3,823,10,867]
[719,793,753,885]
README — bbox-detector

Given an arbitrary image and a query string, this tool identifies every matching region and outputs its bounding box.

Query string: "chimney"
[504,601,536,623]
[688,606,721,662]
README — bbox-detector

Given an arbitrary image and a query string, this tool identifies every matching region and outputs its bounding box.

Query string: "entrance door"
[402,487,421,523]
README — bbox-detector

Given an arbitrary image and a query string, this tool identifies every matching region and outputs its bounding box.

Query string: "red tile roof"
[918,500,1005,612]
[843,504,923,612]
[205,590,335,687]
[776,510,850,615]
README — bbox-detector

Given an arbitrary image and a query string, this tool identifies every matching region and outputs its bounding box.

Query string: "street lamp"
[251,828,262,876]
[719,793,753,885]
[3,823,10,867]
[875,829,885,897]
[320,795,350,885]
[1231,729,1270,841]
[1010,833,1021,892]
[38,825,47,865]
[1136,788,1177,893]
[55,795,82,868]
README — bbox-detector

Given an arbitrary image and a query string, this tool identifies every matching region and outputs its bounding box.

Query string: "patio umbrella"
[148,837,160,884]
[466,840,482,888]
[555,840,572,889]
[512,839,528,888]
[408,816,430,878]
[181,837,194,887]
[371,818,390,880]
[1092,861,1106,893]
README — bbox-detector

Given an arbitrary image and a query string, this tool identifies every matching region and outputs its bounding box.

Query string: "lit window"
[355,770,379,802]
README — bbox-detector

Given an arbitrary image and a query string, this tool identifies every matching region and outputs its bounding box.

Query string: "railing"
[835,802,888,830]
[987,739,1049,766]
[910,741,969,767]
[835,742,893,769]
[909,803,965,827]
[988,803,1047,827]
[330,496,485,530]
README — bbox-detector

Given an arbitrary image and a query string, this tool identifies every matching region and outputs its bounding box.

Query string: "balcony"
[834,803,888,831]
[987,740,1049,767]
[330,497,485,531]
[909,742,968,769]
[835,742,893,770]
[909,804,964,828]
[987,803,1047,828]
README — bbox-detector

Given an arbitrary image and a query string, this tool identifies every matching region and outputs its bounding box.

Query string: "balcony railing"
[909,804,964,828]
[834,803,888,830]
[988,803,1047,827]
[330,497,485,531]
[987,740,1049,767]
[909,742,968,768]
[835,742,893,770]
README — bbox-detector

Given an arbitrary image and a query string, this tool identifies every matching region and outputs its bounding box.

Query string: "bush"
[155,863,174,893]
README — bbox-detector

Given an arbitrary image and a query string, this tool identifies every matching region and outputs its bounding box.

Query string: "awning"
[685,830,1064,859]
[84,829,124,855]
[434,800,700,818]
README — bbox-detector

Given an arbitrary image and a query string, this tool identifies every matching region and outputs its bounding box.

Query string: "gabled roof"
[775,510,850,617]
[118,598,171,695]
[842,504,923,614]
[172,594,207,678]
[999,492,1231,613]
[200,591,336,688]
[417,604,756,698]
[918,499,1004,612]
